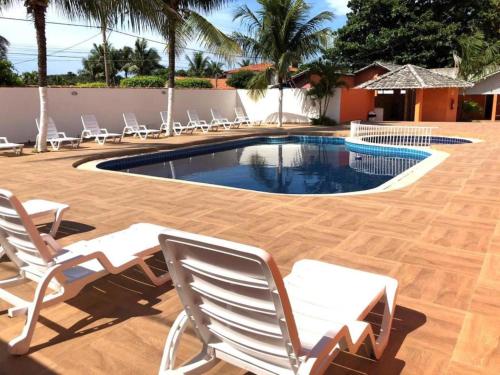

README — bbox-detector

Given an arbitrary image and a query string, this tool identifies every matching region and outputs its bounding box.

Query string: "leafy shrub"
[462,100,482,114]
[76,82,108,88]
[174,78,213,89]
[0,60,23,87]
[311,116,337,126]
[120,75,165,88]
[227,70,256,89]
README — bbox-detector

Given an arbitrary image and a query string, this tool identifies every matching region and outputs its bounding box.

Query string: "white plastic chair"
[122,112,161,140]
[158,229,398,375]
[0,197,68,259]
[235,107,252,127]
[35,117,80,151]
[211,108,238,130]
[187,110,217,133]
[81,114,122,145]
[160,111,195,136]
[0,137,23,155]
[0,189,170,355]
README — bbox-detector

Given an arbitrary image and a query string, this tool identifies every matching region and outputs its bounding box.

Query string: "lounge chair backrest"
[36,117,59,140]
[159,229,302,372]
[123,112,140,130]
[235,107,247,118]
[81,114,101,135]
[211,108,223,120]
[187,110,200,122]
[160,111,168,123]
[0,189,55,274]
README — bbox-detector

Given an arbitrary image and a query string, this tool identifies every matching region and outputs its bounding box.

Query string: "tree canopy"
[330,0,500,69]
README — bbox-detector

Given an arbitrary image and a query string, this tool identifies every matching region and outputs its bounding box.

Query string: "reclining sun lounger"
[187,110,217,133]
[122,112,161,140]
[235,107,252,127]
[0,137,23,155]
[158,229,398,375]
[0,197,69,259]
[81,114,122,145]
[211,108,239,130]
[160,111,195,136]
[0,189,170,355]
[35,117,80,151]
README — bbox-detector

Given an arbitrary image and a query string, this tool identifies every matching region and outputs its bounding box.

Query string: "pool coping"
[77,134,478,197]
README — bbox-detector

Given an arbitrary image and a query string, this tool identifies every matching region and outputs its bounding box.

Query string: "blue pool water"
[99,136,429,194]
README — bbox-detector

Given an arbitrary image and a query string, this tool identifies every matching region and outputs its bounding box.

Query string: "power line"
[0,15,251,58]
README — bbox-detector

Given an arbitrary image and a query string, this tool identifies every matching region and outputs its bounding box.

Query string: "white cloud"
[327,0,350,16]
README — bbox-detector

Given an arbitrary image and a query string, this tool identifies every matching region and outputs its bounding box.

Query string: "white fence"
[350,121,435,147]
[349,152,420,176]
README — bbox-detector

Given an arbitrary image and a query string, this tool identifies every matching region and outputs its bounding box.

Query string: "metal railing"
[350,121,435,147]
[349,152,420,176]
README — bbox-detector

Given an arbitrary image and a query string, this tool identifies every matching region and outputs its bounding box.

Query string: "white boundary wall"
[0,87,340,142]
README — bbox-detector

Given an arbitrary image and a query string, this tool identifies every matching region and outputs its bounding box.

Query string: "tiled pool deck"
[0,122,499,374]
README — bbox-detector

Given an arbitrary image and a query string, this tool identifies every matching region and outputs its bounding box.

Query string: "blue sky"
[0,0,349,75]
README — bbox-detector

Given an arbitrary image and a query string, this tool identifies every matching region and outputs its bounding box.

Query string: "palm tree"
[186,51,210,76]
[233,0,333,127]
[306,58,346,120]
[130,38,162,75]
[0,35,9,60]
[118,46,134,78]
[81,43,121,82]
[238,58,251,67]
[205,60,224,77]
[152,0,239,136]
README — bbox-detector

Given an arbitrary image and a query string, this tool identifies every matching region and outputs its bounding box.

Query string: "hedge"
[174,78,213,89]
[76,82,108,88]
[120,75,166,88]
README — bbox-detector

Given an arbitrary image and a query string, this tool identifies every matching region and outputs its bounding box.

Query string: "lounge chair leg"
[159,311,219,375]
[8,268,57,355]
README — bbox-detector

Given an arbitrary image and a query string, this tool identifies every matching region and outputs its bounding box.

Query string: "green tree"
[205,60,224,77]
[455,31,500,80]
[233,0,333,127]
[186,51,210,77]
[238,58,251,67]
[331,0,500,70]
[0,60,22,86]
[81,43,121,82]
[128,38,163,75]
[151,0,239,135]
[0,35,9,60]
[306,58,346,120]
[226,70,255,88]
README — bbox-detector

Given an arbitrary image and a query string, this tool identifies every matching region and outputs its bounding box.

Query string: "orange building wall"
[421,88,459,122]
[339,87,375,123]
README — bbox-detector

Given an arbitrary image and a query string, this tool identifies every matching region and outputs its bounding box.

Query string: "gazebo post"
[414,89,424,122]
[492,94,498,121]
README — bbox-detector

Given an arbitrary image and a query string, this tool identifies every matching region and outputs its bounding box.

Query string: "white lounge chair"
[0,189,170,355]
[158,229,398,375]
[122,112,161,140]
[211,108,239,130]
[0,137,23,155]
[235,107,252,127]
[160,111,195,136]
[187,110,217,133]
[0,197,69,260]
[81,114,122,145]
[35,117,80,151]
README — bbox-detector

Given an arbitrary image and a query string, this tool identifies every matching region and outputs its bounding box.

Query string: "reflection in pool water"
[121,142,424,194]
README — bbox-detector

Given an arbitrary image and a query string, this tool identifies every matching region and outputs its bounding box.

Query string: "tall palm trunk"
[277,82,283,128]
[33,3,48,152]
[165,18,177,137]
[101,21,110,86]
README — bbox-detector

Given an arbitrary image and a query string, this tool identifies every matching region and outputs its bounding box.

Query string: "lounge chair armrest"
[0,137,7,144]
[57,132,67,138]
[139,125,148,131]
[298,325,350,375]
[40,233,64,254]
[199,120,208,125]
[100,128,110,135]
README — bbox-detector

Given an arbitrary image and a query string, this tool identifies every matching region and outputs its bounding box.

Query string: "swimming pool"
[97,136,430,195]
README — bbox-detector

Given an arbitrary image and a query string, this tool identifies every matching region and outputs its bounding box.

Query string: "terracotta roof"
[354,61,401,74]
[356,64,473,89]
[226,63,298,74]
